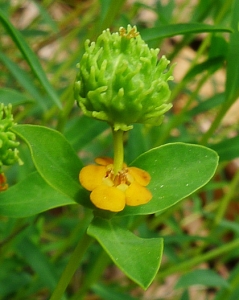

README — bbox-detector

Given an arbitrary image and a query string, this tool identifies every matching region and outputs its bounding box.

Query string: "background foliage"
[0,0,239,299]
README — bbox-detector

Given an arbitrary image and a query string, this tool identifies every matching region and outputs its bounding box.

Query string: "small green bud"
[74,25,173,131]
[0,104,22,171]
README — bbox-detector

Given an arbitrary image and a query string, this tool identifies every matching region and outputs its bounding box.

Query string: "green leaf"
[0,172,76,218]
[119,143,218,216]
[140,23,232,41]
[209,35,229,59]
[0,9,62,109]
[0,88,35,106]
[87,217,164,289]
[12,125,84,201]
[175,269,229,289]
[188,93,225,117]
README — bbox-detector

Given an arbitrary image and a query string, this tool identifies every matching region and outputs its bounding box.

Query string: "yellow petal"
[117,183,128,192]
[125,182,152,206]
[102,177,114,187]
[95,157,114,165]
[79,165,106,191]
[90,185,125,212]
[128,167,151,186]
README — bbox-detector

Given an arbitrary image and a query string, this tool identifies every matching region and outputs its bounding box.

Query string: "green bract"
[74,25,173,131]
[0,104,21,171]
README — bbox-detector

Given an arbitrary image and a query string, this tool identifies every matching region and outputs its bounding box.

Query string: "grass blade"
[0,9,62,109]
[141,23,232,41]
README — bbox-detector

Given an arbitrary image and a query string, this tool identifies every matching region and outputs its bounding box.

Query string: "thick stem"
[50,232,93,300]
[112,128,124,174]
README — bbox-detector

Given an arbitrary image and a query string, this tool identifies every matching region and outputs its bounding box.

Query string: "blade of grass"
[200,0,239,144]
[157,238,239,279]
[225,0,239,101]
[98,0,127,32]
[0,88,35,106]
[140,23,232,41]
[0,52,46,110]
[0,9,62,109]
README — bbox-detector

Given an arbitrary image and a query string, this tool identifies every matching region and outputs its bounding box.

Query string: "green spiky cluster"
[0,104,21,171]
[74,25,173,131]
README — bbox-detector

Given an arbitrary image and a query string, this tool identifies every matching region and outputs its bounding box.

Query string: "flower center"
[103,165,133,192]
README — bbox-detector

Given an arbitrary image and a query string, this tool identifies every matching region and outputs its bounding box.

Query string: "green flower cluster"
[0,104,21,171]
[74,25,173,131]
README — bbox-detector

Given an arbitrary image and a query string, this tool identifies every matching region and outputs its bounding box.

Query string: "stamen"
[104,166,131,188]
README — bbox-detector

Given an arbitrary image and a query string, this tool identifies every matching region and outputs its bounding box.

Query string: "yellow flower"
[79,157,152,212]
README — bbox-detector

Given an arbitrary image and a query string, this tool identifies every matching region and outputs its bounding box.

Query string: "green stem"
[50,232,93,300]
[112,128,124,174]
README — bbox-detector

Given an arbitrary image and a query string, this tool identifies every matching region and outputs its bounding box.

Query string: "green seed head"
[74,25,173,131]
[0,104,22,171]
